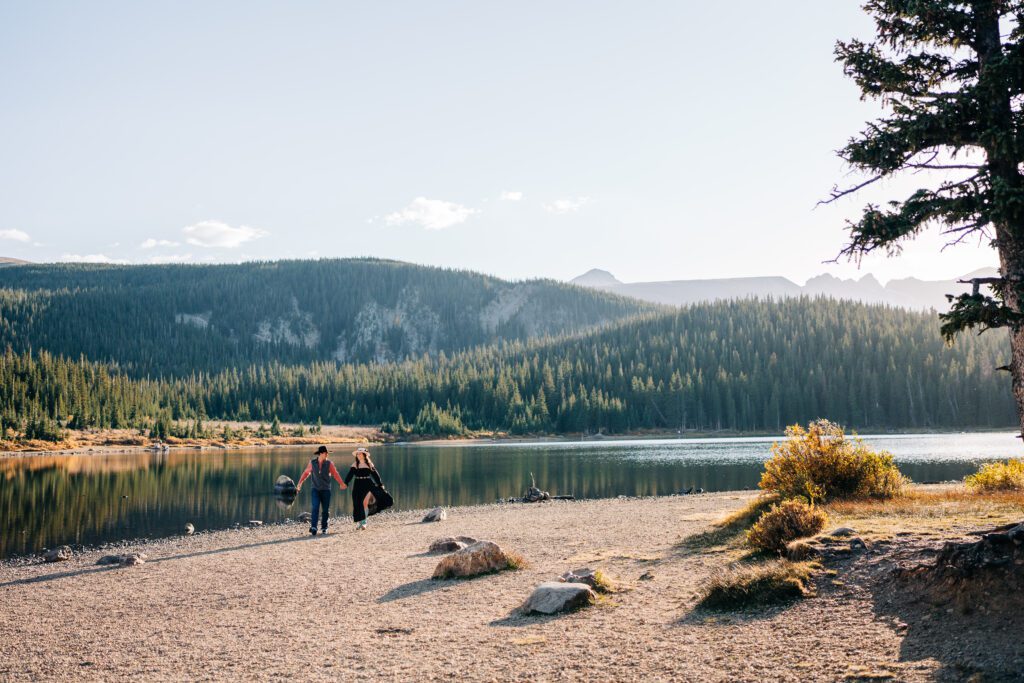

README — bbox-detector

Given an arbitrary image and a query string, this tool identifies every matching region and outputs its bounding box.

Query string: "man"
[295,445,347,535]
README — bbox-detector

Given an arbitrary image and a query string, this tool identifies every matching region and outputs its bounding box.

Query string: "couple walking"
[295,445,392,534]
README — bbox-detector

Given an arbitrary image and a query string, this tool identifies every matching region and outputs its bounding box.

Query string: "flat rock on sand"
[2,491,1002,682]
[523,581,596,614]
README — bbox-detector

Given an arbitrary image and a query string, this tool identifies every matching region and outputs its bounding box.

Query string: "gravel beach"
[0,492,1001,682]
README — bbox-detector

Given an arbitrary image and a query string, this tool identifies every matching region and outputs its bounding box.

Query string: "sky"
[0,1,999,285]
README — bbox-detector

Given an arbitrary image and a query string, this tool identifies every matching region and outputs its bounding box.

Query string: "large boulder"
[44,546,72,563]
[433,541,516,579]
[523,582,596,614]
[422,507,447,523]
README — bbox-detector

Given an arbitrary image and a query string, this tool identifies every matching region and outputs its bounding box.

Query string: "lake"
[0,432,1019,560]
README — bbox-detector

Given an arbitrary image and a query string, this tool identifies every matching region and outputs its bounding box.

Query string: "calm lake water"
[0,432,1019,560]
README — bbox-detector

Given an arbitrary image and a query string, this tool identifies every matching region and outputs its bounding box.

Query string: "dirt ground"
[1,491,1021,682]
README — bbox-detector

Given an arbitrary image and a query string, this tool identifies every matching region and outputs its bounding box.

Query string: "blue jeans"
[310,489,332,531]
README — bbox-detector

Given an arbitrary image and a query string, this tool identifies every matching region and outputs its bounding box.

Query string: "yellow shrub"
[759,420,906,502]
[965,459,1024,493]
[746,498,828,553]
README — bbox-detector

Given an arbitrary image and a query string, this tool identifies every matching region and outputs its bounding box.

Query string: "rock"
[274,474,296,492]
[830,527,857,537]
[523,486,551,503]
[184,523,195,536]
[248,520,263,527]
[680,487,694,495]
[559,568,609,591]
[694,488,705,494]
[638,571,654,581]
[456,536,478,545]
[297,512,312,523]
[44,546,72,563]
[850,537,868,551]
[522,581,596,614]
[433,541,516,579]
[429,537,467,553]
[97,553,146,567]
[422,507,447,523]
[119,553,146,567]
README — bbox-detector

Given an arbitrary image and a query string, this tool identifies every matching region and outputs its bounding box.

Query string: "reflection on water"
[0,432,1019,559]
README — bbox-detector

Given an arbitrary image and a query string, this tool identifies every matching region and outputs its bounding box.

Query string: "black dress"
[344,466,387,522]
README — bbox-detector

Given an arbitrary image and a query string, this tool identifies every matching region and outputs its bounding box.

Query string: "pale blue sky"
[0,1,997,283]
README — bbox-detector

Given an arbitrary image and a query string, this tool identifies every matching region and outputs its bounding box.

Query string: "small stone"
[45,546,72,563]
[248,520,263,527]
[523,582,596,614]
[119,553,145,567]
[297,512,312,523]
[184,523,195,536]
[830,527,857,537]
[638,571,654,581]
[422,507,447,523]
[96,553,146,567]
[429,537,467,553]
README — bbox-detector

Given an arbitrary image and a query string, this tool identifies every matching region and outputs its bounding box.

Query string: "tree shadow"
[0,535,315,588]
[871,564,1024,681]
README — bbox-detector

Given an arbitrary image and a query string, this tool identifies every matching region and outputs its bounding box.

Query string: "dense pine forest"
[0,298,1014,439]
[0,259,650,374]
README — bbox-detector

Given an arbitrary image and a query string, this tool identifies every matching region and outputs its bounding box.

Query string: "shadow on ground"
[870,544,1024,682]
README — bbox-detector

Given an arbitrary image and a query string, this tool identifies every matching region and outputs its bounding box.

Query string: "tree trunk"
[975,1,1024,438]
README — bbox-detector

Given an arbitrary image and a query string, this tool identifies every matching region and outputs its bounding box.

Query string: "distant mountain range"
[569,268,1000,310]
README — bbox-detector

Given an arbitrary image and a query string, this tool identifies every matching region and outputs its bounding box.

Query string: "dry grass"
[820,486,1024,541]
[678,494,780,550]
[824,487,1024,519]
[697,560,817,610]
[965,458,1024,493]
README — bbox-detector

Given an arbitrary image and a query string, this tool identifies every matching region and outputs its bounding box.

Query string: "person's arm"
[295,462,312,491]
[343,466,355,486]
[329,462,347,489]
[370,468,383,487]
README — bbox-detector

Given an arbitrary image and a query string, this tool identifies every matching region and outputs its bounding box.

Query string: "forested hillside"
[1,298,1013,439]
[0,259,650,374]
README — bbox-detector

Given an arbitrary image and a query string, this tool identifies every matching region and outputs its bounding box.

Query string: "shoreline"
[1,424,1015,459]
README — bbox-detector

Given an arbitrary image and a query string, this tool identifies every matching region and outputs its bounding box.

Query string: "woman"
[295,445,347,536]
[343,447,391,529]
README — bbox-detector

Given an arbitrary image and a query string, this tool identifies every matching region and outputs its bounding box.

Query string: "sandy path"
[0,494,936,682]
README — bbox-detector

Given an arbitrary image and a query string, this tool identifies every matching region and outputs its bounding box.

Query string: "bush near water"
[759,420,906,503]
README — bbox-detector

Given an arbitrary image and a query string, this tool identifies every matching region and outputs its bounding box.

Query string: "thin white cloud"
[182,220,267,248]
[140,238,181,249]
[544,197,590,214]
[384,197,477,230]
[0,229,31,242]
[59,253,130,264]
[148,253,194,264]
[499,191,523,201]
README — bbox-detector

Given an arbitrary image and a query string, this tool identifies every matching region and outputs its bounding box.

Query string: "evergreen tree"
[831,0,1024,437]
